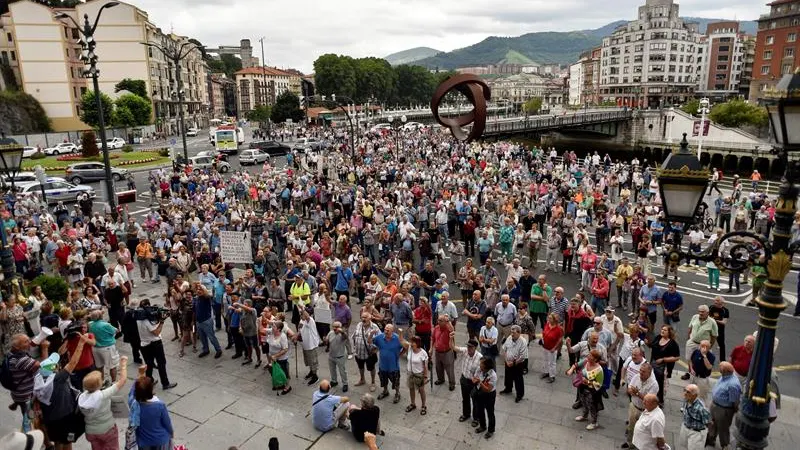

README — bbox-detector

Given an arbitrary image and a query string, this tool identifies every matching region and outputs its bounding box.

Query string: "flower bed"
[118,157,158,166]
[56,154,120,162]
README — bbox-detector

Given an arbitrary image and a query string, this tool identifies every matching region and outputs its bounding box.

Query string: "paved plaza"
[2,275,800,449]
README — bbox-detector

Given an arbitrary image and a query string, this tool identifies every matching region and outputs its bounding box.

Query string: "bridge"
[482,110,634,136]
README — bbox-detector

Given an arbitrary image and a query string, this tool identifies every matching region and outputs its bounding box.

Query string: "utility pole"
[259,37,269,132]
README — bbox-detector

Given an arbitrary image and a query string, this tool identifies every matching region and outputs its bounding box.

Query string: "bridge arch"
[755,157,771,177]
[710,153,724,171]
[771,158,787,177]
[738,156,754,175]
[723,155,738,175]
[699,152,711,168]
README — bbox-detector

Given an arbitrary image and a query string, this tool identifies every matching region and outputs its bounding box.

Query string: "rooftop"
[235,67,297,77]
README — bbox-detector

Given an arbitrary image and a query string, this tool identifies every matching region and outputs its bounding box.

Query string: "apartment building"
[599,0,700,108]
[234,66,301,116]
[208,73,238,119]
[485,73,565,107]
[0,0,208,132]
[568,62,583,106]
[695,21,749,100]
[749,0,800,103]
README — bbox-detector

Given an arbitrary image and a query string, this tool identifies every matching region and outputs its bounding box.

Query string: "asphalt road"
[76,127,800,397]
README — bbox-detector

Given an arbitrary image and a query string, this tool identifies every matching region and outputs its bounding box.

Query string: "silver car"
[64,162,128,184]
[187,156,231,173]
[16,179,96,204]
[238,149,270,165]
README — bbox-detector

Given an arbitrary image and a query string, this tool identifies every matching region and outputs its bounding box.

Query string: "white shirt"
[455,347,483,379]
[623,358,647,388]
[407,348,429,374]
[299,317,321,350]
[137,320,162,346]
[632,407,666,450]
[629,372,659,409]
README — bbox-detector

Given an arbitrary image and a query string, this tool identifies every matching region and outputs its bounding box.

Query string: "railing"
[639,138,770,152]
[483,110,634,134]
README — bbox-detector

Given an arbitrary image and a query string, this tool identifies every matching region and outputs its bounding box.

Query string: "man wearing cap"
[453,337,483,425]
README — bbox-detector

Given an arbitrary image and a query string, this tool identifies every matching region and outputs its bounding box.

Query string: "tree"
[393,64,436,106]
[270,91,303,124]
[522,97,543,114]
[115,93,152,126]
[354,57,396,103]
[245,105,271,123]
[680,98,701,116]
[114,79,148,98]
[79,90,113,129]
[111,105,137,128]
[709,99,768,129]
[313,54,357,99]
[80,130,99,158]
[220,54,242,78]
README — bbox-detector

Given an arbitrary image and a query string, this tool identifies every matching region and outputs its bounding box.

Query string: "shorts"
[243,335,258,349]
[378,370,400,389]
[407,372,425,389]
[356,353,378,372]
[44,413,85,443]
[92,346,120,369]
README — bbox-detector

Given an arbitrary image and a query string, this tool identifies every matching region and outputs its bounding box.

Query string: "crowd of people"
[0,122,791,449]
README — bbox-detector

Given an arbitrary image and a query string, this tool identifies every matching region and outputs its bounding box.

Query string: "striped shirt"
[9,351,37,403]
[350,322,380,360]
[502,335,528,364]
[682,399,711,431]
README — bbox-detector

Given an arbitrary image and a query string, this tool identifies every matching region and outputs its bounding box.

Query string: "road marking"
[128,208,152,216]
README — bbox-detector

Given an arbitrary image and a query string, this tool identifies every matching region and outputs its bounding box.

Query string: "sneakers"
[575,415,587,422]
[681,373,691,381]
[572,401,582,409]
[540,373,550,380]
[342,385,349,393]
[586,423,598,430]
[547,377,555,383]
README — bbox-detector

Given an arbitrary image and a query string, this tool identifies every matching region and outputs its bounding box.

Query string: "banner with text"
[692,120,710,137]
[219,231,253,263]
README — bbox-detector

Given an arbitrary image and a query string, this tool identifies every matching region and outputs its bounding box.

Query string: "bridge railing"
[484,110,633,134]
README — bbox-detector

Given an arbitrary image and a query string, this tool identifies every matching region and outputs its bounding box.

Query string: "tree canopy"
[79,90,114,129]
[270,91,303,124]
[680,98,701,116]
[80,130,99,157]
[313,54,456,107]
[114,79,148,99]
[522,97,543,114]
[709,99,768,129]
[208,54,243,78]
[245,105,271,124]
[114,94,152,127]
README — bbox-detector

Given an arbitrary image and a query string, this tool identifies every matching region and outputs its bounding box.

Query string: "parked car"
[186,128,199,137]
[239,149,270,165]
[43,143,79,155]
[99,137,126,149]
[22,146,39,158]
[16,179,95,204]
[403,121,426,130]
[187,155,231,173]
[249,140,291,156]
[370,123,391,132]
[196,150,228,161]
[64,162,128,184]
[1,172,39,184]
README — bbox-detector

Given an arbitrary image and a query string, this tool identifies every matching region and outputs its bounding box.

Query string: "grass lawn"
[22,151,172,174]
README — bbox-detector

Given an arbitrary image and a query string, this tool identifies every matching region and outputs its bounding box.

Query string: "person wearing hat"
[453,336,483,424]
[0,430,45,450]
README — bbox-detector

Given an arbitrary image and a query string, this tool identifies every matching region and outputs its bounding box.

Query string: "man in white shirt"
[624,362,660,448]
[600,307,625,375]
[494,294,517,345]
[631,392,666,450]
[452,339,483,425]
[136,299,177,390]
[294,309,321,385]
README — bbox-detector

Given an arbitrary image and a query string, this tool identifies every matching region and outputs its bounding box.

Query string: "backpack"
[0,355,16,391]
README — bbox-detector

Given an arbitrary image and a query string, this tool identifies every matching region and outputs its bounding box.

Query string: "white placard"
[314,307,332,324]
[219,231,253,263]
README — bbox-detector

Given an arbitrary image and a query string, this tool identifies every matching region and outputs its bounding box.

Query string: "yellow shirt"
[614,264,633,287]
[363,203,374,218]
[290,282,311,306]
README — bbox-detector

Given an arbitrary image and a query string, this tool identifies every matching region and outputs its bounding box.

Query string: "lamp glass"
[660,182,705,221]
[0,146,24,173]
[785,104,800,145]
[768,107,785,145]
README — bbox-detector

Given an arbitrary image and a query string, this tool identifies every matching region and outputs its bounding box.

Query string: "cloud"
[126,0,765,72]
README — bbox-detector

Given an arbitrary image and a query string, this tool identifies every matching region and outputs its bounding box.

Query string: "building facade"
[695,21,749,100]
[206,39,258,68]
[208,73,237,119]
[599,0,700,108]
[0,0,209,132]
[581,47,601,106]
[234,66,301,115]
[485,73,565,108]
[568,62,583,106]
[749,0,800,103]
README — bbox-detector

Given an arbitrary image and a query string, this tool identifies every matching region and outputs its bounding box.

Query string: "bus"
[214,125,238,154]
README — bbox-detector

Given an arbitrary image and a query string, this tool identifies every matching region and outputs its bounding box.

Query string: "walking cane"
[294,341,299,378]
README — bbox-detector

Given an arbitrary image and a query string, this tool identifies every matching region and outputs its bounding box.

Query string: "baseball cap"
[467,340,479,347]
[604,306,615,312]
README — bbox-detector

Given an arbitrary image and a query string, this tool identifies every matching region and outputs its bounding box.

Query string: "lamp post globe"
[657,133,708,224]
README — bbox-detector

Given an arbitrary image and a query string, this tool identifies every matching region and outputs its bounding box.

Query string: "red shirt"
[66,333,96,370]
[413,306,432,334]
[542,323,564,351]
[432,325,451,353]
[581,253,598,272]
[729,345,752,377]
[592,276,610,299]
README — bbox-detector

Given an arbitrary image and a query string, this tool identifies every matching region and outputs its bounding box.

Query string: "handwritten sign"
[219,231,253,263]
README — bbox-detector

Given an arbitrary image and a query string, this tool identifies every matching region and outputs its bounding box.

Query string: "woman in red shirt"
[413,297,433,353]
[11,236,29,274]
[63,320,97,389]
[541,313,564,383]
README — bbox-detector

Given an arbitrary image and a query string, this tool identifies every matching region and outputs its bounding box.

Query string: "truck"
[214,125,239,155]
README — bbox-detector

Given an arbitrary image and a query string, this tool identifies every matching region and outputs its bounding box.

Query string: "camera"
[133,305,171,323]
[64,322,83,339]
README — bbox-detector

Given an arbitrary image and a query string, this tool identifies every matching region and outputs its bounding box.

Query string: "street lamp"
[658,70,800,450]
[387,114,407,152]
[54,1,119,216]
[0,138,24,285]
[141,38,199,163]
[696,97,711,159]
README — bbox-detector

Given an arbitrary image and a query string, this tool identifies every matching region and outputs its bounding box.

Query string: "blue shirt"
[311,391,341,432]
[373,333,402,372]
[682,398,711,430]
[711,374,742,408]
[690,349,716,378]
[639,284,661,314]
[230,310,241,328]
[136,401,173,446]
[335,266,353,292]
[195,295,213,323]
[662,291,683,312]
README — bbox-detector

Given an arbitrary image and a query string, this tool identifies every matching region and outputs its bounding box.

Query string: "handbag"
[69,267,82,275]
[188,259,198,273]
[571,371,584,388]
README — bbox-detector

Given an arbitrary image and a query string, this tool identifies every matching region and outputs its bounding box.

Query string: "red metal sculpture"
[430,74,491,142]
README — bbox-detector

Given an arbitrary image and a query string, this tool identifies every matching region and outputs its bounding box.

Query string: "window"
[764,50,773,60]
[761,65,771,75]
[718,55,728,61]
[789,33,797,43]
[785,48,795,58]
[783,63,793,74]
[71,28,79,40]
[766,36,775,45]
[6,33,11,43]
[1,51,7,64]
[718,45,730,52]
[10,51,15,62]
[65,48,69,58]
[716,64,728,70]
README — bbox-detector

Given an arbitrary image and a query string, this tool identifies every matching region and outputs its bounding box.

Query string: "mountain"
[384,47,442,65]
[413,18,757,70]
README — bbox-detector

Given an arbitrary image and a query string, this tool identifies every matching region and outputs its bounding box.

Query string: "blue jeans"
[197,318,221,353]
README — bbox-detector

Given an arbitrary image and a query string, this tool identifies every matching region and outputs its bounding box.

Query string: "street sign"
[170,138,177,146]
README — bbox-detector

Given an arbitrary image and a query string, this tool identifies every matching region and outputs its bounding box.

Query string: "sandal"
[354,380,366,387]
[281,386,292,395]
[377,391,389,400]
[405,404,417,413]
[393,393,401,404]
[420,406,427,416]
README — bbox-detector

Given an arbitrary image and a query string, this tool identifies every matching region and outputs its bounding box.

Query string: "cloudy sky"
[129,0,765,73]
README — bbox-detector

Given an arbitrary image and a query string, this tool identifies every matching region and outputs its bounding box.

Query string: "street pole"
[174,56,188,162]
[56,6,119,216]
[697,98,710,160]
